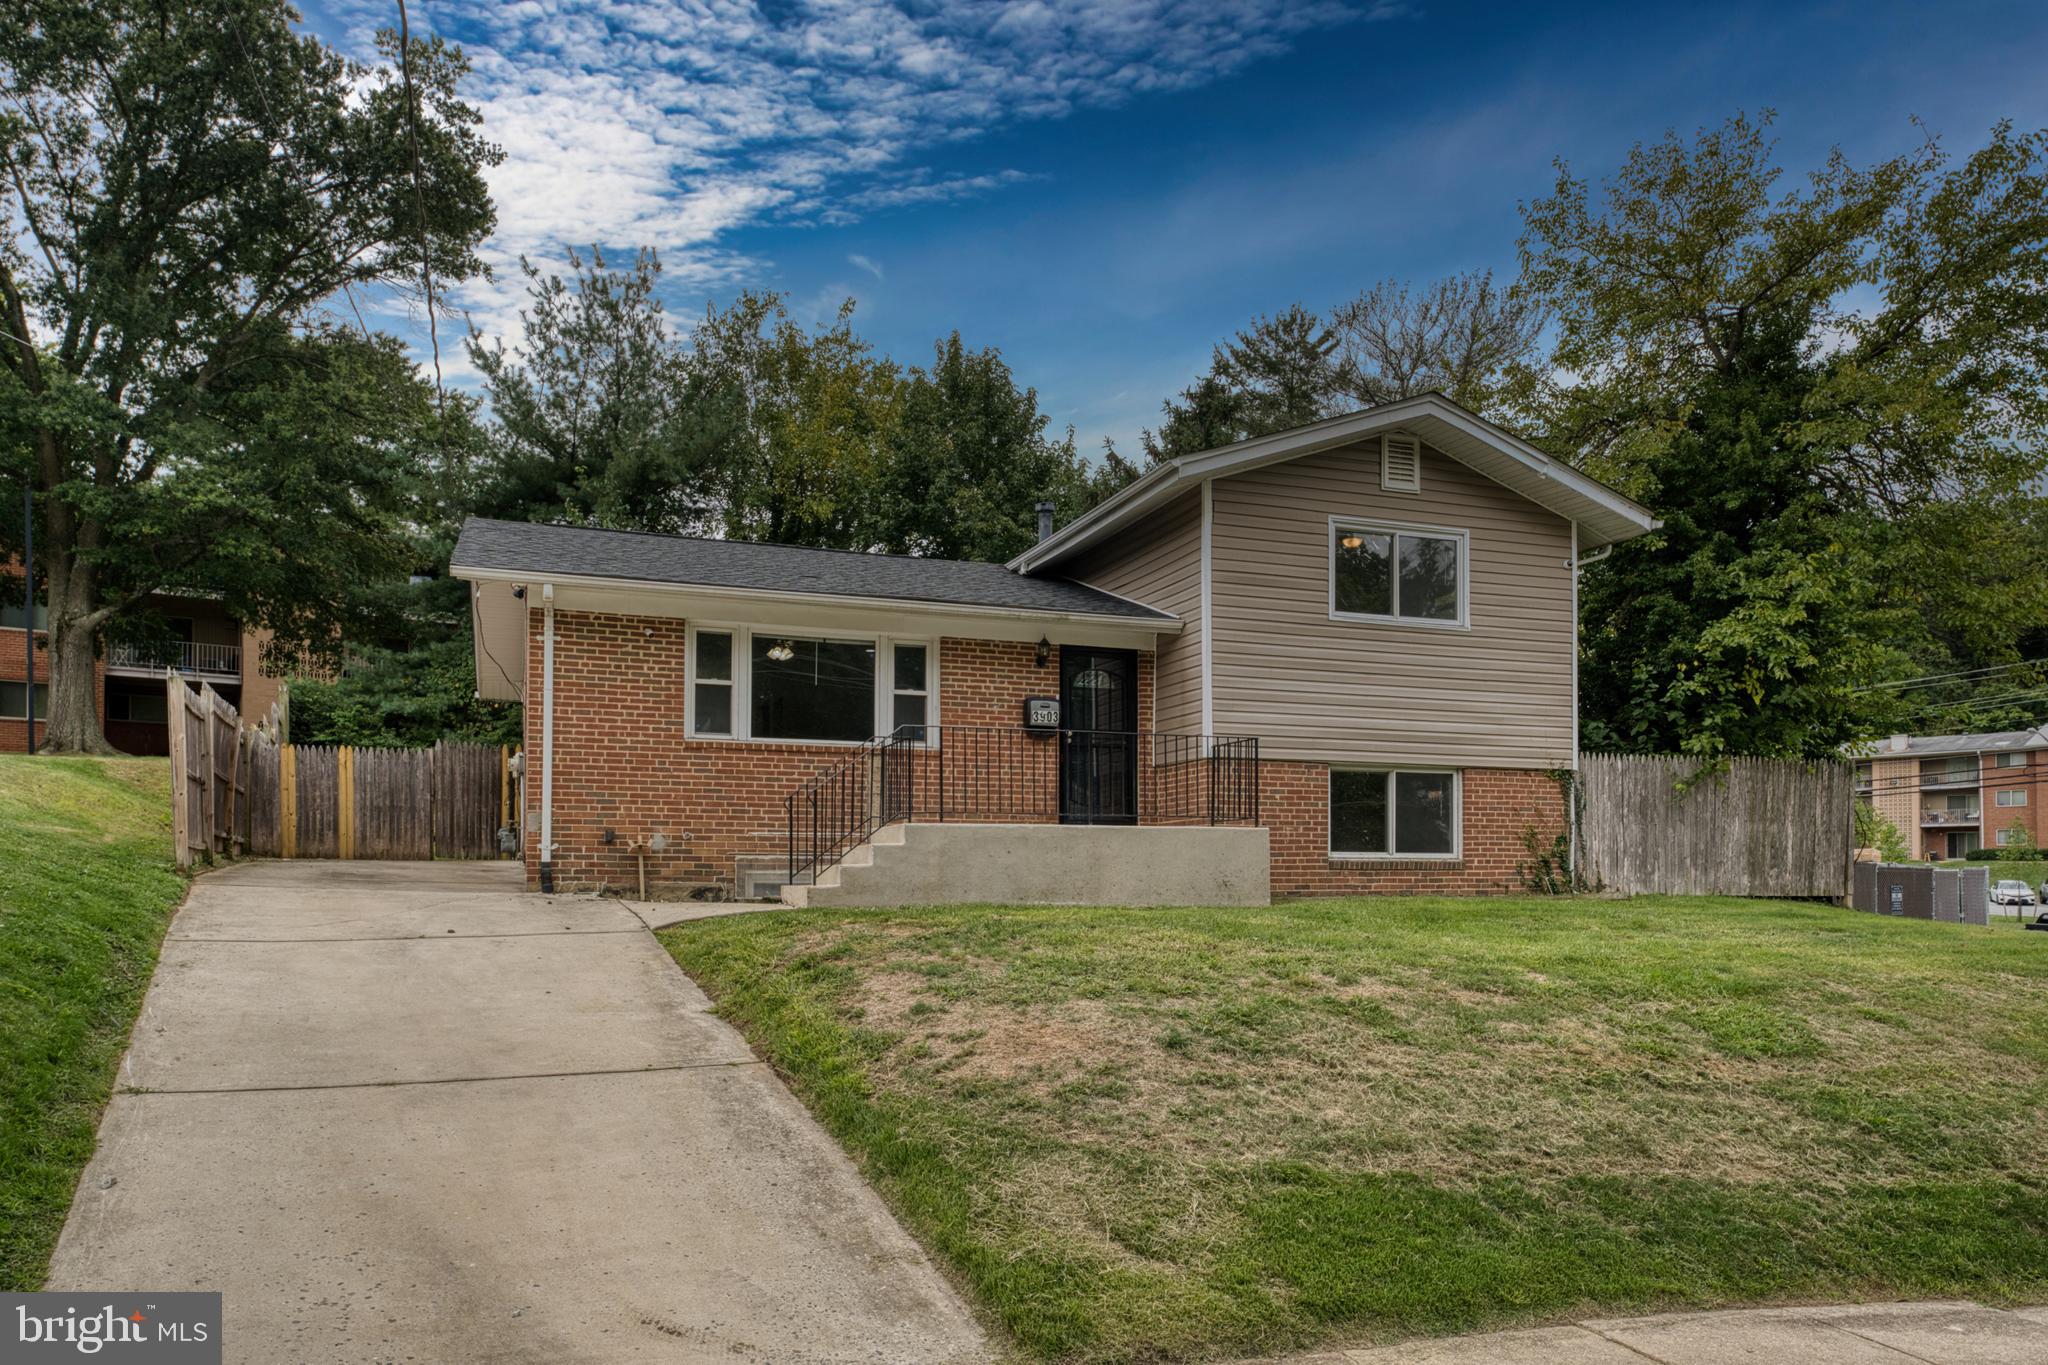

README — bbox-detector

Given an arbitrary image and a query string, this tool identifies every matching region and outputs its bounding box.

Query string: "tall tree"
[1144,305,1340,460]
[687,292,902,549]
[468,247,732,533]
[0,0,500,751]
[1328,270,1541,411]
[875,333,1102,562]
[1517,113,2048,757]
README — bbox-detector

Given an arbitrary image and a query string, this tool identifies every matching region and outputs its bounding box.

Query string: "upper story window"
[1996,752,2027,768]
[688,626,934,745]
[1330,519,1466,628]
[1,597,48,631]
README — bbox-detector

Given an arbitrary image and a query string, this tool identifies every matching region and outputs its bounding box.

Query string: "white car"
[1991,879,2038,906]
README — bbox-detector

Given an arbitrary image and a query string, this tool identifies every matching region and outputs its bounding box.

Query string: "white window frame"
[684,623,939,747]
[1997,788,2028,807]
[1327,516,1470,630]
[1996,752,2027,768]
[888,641,932,739]
[1997,826,2021,846]
[1328,766,1462,860]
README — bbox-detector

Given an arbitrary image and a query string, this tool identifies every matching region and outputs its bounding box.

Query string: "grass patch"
[661,896,2048,1362]
[0,756,184,1290]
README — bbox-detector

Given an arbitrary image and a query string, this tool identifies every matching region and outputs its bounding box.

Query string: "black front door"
[1059,648,1138,824]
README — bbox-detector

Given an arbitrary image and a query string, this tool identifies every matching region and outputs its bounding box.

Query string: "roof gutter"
[448,564,1182,633]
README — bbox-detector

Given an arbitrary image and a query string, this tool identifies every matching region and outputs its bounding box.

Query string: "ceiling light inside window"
[1340,533,1363,550]
[767,641,795,662]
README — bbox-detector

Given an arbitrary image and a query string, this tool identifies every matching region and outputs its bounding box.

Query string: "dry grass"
[665,897,2048,1363]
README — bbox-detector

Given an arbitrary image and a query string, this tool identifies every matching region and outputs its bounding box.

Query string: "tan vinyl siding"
[1063,490,1203,735]
[1209,440,1575,768]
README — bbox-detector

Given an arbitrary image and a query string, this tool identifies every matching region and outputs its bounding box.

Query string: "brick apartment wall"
[1981,750,2045,850]
[0,624,105,754]
[1264,761,1567,897]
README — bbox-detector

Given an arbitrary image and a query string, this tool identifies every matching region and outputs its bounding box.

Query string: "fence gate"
[165,672,516,868]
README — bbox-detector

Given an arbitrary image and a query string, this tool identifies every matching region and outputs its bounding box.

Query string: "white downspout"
[540,582,557,894]
[1569,525,1581,887]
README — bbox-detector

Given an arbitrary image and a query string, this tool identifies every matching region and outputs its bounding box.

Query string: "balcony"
[1920,808,1980,827]
[106,640,241,678]
[1918,768,1980,792]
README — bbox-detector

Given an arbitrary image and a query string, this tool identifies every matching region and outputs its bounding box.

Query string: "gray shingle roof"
[450,517,1175,622]
[1854,727,2048,759]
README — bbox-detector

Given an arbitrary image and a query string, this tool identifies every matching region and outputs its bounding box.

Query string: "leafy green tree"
[0,0,500,751]
[1144,306,1340,460]
[875,333,1104,561]
[687,292,902,549]
[1854,801,1910,862]
[1517,113,2048,758]
[469,248,733,533]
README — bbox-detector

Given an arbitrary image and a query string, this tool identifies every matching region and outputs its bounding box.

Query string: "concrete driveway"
[48,861,989,1365]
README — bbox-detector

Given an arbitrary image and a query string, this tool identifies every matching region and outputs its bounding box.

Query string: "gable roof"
[1009,391,1659,574]
[449,517,1176,623]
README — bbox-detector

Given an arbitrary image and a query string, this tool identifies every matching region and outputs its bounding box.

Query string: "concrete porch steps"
[780,821,1268,908]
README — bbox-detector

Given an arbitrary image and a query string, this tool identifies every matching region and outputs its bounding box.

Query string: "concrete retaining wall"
[794,822,1270,908]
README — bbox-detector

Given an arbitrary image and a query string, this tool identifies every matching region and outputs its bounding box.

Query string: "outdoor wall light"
[1035,636,1052,668]
[767,640,796,662]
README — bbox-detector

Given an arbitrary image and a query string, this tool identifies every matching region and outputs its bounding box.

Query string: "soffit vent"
[1381,432,1422,493]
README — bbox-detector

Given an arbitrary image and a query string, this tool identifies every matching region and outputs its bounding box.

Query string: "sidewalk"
[1261,1301,2048,1364]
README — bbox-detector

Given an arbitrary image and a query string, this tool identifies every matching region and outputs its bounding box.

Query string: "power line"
[1857,658,2048,693]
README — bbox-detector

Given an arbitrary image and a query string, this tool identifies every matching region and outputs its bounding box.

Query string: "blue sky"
[302,0,2048,459]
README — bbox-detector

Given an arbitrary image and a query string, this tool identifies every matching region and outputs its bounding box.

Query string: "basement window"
[1330,768,1459,858]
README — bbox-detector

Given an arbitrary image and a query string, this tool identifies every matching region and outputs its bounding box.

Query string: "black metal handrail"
[786,726,1259,886]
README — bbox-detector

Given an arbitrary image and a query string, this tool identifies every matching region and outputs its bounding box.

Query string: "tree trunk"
[38,556,117,756]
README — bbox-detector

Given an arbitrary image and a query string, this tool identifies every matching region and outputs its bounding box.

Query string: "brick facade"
[1981,750,2045,851]
[521,612,1153,894]
[1263,762,1567,897]
[522,604,1560,899]
[0,622,105,754]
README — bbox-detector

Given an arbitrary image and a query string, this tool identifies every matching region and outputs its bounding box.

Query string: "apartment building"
[2,585,287,756]
[1855,727,2048,859]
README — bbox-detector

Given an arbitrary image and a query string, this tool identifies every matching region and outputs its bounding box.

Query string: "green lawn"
[0,756,184,1290]
[662,896,2048,1363]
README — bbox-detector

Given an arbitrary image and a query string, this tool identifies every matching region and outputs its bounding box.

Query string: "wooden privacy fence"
[1575,752,1855,898]
[166,672,515,869]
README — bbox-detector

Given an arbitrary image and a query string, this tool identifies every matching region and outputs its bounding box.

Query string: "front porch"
[782,723,1264,907]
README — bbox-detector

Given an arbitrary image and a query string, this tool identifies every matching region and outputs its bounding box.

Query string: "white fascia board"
[449,565,1181,645]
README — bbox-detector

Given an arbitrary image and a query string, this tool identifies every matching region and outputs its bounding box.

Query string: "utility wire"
[1856,658,2048,693]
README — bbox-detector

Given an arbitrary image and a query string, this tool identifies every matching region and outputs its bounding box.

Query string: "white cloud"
[314,0,1393,364]
[848,254,884,281]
